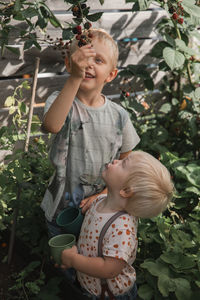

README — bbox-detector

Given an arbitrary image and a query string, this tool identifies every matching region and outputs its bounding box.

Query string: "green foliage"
[0,82,54,297]
[0,1,200,299]
[121,1,200,299]
[0,0,103,55]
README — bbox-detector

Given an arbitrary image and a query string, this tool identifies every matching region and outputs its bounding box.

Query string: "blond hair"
[124,151,174,218]
[69,28,119,69]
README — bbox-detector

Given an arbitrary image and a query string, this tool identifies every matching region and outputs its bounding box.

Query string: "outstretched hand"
[68,44,96,79]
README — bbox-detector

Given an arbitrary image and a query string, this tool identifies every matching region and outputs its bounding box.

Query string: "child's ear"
[120,188,133,198]
[105,68,118,83]
[65,56,71,73]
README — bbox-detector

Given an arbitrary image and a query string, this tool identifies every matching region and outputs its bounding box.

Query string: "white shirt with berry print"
[77,195,138,297]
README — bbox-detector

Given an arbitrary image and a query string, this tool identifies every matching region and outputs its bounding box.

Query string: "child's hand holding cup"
[48,233,76,265]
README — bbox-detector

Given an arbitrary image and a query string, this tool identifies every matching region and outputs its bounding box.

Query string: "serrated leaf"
[87,12,103,22]
[163,47,185,70]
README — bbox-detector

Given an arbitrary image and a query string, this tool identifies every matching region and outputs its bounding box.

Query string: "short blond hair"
[69,28,119,69]
[124,151,174,218]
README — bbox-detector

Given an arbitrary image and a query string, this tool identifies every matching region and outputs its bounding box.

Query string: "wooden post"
[7,57,40,264]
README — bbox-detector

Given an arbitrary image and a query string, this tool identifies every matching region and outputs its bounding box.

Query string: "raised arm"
[61,245,126,279]
[42,44,96,133]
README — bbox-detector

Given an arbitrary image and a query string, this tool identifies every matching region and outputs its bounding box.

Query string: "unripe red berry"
[76,34,81,40]
[76,25,82,34]
[172,13,178,20]
[178,18,183,24]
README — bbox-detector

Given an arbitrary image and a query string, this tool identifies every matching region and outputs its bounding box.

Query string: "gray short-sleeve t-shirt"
[41,92,140,221]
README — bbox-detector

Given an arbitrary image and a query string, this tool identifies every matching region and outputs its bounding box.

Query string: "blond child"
[41,29,140,237]
[61,151,174,299]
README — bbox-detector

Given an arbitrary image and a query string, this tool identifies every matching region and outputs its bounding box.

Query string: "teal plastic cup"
[56,207,84,238]
[48,233,76,265]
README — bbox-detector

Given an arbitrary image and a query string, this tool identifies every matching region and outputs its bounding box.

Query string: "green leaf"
[130,100,145,113]
[14,0,22,12]
[182,1,200,18]
[150,41,170,58]
[4,96,15,107]
[160,252,196,270]
[22,81,30,90]
[24,39,34,50]
[158,274,176,296]
[194,87,200,100]
[62,28,74,41]
[174,278,191,300]
[5,46,20,56]
[14,167,24,183]
[87,12,103,22]
[163,47,185,70]
[49,16,61,28]
[99,0,105,4]
[23,7,38,18]
[185,186,200,195]
[138,284,154,300]
[141,260,170,277]
[134,0,152,10]
[144,78,154,90]
[175,39,196,56]
[186,164,200,187]
[159,103,171,113]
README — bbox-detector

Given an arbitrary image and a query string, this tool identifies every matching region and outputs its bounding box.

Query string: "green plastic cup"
[56,207,84,238]
[48,233,76,265]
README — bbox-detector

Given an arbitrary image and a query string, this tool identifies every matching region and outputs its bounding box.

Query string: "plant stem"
[187,62,193,85]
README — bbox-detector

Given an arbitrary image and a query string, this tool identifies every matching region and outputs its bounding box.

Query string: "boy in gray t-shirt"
[41,28,140,232]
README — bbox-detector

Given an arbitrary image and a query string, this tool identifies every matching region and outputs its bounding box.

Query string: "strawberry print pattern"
[77,195,138,296]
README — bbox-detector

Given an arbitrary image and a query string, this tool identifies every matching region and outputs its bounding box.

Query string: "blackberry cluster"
[71,2,93,47]
[169,1,184,25]
[72,25,93,47]
[44,2,94,59]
